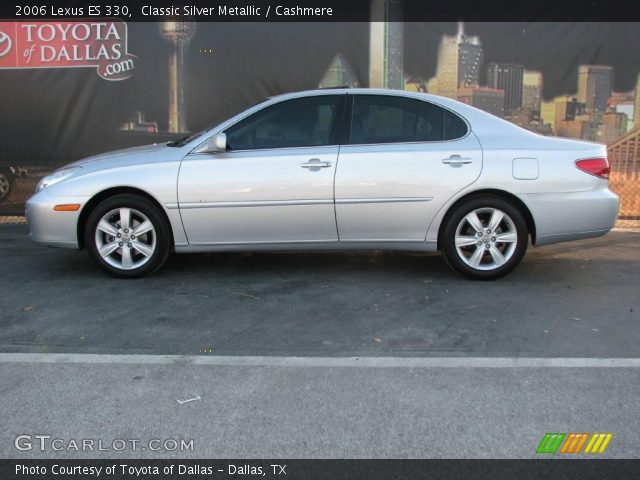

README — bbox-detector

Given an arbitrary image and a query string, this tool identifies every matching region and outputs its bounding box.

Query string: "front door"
[178,94,345,245]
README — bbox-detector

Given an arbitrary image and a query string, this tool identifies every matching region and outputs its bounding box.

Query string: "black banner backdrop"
[0,19,639,217]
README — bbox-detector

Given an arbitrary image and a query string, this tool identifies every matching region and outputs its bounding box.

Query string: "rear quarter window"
[444,110,468,140]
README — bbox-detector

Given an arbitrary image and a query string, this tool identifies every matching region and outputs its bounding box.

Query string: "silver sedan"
[26,88,619,279]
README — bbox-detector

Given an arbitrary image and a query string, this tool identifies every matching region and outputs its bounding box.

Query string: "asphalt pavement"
[1,356,639,459]
[0,225,639,459]
[0,225,638,357]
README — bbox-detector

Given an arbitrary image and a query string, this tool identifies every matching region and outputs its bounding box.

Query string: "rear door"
[334,94,482,242]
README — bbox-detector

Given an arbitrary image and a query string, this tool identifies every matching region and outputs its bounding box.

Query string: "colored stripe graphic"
[573,433,589,453]
[559,433,589,453]
[537,433,565,453]
[584,433,613,454]
[537,433,613,454]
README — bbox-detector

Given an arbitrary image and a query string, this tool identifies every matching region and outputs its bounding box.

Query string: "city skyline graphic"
[113,15,640,220]
[311,7,640,218]
[321,12,639,151]
[1,18,639,218]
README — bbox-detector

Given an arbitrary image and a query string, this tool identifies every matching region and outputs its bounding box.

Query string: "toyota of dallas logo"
[0,21,136,81]
[0,30,12,58]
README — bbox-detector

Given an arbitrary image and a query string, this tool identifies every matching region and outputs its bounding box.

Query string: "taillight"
[575,157,610,180]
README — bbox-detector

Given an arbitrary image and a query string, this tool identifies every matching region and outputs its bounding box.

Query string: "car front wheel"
[85,194,171,278]
[441,196,528,280]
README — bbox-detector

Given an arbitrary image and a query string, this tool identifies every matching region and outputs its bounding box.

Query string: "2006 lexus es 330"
[26,89,619,279]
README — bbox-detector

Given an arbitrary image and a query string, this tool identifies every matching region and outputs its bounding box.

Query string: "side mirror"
[200,133,227,153]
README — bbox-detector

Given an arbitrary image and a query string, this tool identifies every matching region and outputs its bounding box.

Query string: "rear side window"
[349,95,468,144]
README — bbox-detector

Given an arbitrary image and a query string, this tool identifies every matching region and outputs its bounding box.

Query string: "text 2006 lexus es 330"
[26,89,619,279]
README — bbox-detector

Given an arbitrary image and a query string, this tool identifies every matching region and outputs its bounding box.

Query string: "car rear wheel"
[85,194,171,278]
[441,196,528,280]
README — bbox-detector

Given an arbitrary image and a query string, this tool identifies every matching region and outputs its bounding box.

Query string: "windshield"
[166,129,209,147]
[166,98,278,147]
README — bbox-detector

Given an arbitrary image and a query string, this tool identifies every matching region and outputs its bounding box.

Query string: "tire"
[0,173,14,203]
[84,194,171,278]
[441,195,528,280]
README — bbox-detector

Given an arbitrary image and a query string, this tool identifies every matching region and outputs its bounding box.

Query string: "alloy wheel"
[94,207,157,271]
[454,207,518,271]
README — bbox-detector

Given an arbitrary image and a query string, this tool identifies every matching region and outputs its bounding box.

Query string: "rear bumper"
[536,228,612,245]
[521,188,619,246]
[25,190,87,249]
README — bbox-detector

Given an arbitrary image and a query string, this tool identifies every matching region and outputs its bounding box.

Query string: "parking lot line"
[1,353,640,368]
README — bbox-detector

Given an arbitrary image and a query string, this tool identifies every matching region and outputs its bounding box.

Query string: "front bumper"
[25,190,89,249]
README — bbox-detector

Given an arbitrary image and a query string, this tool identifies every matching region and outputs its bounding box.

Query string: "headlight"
[36,167,82,192]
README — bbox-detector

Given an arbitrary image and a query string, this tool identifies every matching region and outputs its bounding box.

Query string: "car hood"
[66,143,185,171]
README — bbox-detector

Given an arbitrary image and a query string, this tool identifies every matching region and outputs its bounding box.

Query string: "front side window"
[225,95,342,151]
[349,95,468,144]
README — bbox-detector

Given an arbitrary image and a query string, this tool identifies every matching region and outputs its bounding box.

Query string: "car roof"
[185,87,541,150]
[268,88,490,121]
[282,89,599,150]
[270,87,440,101]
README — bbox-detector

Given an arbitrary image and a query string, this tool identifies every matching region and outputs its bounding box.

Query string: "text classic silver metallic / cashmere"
[26,89,619,279]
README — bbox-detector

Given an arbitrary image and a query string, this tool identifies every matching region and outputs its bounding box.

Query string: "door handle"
[442,154,472,167]
[301,159,332,169]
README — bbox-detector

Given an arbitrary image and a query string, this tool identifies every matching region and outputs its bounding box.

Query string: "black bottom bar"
[2,459,640,480]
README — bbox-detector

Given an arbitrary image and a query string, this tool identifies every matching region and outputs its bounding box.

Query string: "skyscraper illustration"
[369,0,404,89]
[434,22,483,99]
[487,63,524,115]
[523,70,543,113]
[577,65,613,116]
[160,21,196,133]
[318,53,359,88]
